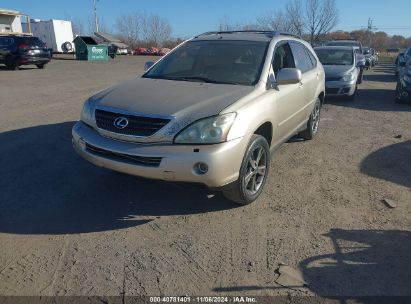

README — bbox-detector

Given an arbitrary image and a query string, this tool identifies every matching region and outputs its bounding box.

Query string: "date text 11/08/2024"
[149,296,257,303]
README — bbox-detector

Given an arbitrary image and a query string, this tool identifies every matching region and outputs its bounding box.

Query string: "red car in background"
[133,47,170,56]
[134,47,148,55]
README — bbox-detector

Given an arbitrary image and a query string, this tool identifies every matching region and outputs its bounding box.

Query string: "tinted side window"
[305,47,317,67]
[272,42,295,76]
[290,42,313,73]
[0,37,13,47]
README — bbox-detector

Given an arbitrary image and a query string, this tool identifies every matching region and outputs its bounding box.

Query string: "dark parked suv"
[0,35,51,70]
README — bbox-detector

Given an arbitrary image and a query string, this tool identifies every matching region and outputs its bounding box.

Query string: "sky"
[2,0,411,38]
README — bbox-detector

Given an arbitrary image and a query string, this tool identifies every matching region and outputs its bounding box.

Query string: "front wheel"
[348,85,357,101]
[222,135,270,205]
[357,69,363,84]
[299,98,321,140]
[36,64,45,69]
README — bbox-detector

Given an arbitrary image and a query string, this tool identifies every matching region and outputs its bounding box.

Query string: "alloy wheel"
[311,102,321,134]
[244,145,267,195]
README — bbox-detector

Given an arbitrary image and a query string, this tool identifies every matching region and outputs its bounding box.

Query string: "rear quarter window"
[305,48,317,67]
[290,42,315,73]
[0,37,14,47]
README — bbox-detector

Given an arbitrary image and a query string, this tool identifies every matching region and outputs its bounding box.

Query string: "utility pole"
[366,18,377,47]
[93,0,99,33]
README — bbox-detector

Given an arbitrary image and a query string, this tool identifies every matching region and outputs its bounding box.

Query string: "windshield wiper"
[144,75,242,85]
[173,76,241,85]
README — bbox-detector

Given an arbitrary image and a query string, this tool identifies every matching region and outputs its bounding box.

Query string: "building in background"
[94,32,129,54]
[0,8,31,35]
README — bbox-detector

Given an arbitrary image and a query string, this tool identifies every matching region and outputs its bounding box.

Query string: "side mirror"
[276,68,302,85]
[144,61,154,71]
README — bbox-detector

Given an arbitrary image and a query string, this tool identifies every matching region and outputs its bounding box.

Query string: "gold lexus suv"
[72,31,325,205]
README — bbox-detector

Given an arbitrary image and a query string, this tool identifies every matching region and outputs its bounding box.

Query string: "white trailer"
[23,19,74,53]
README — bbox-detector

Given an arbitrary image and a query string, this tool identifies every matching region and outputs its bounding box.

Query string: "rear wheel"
[36,64,45,69]
[299,98,321,140]
[396,82,404,103]
[222,135,270,205]
[5,56,19,70]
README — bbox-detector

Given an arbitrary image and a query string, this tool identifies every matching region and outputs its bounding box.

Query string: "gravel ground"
[0,56,410,302]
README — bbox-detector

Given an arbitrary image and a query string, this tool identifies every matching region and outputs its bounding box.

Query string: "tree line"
[325,30,411,51]
[71,0,410,51]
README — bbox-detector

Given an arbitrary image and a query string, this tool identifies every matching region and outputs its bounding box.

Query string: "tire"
[222,135,270,205]
[5,56,19,70]
[357,69,363,84]
[62,41,73,53]
[36,64,45,69]
[299,98,321,140]
[348,85,357,101]
[395,82,404,103]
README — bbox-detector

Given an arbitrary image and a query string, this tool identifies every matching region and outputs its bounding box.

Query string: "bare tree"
[285,0,305,36]
[84,15,108,35]
[115,13,143,47]
[305,0,338,44]
[71,17,85,36]
[142,13,172,47]
[257,11,293,32]
[217,15,257,31]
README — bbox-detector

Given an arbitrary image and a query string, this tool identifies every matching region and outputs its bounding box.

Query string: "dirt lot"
[0,56,410,301]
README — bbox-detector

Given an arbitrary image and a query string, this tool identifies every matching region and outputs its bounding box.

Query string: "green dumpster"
[73,36,108,61]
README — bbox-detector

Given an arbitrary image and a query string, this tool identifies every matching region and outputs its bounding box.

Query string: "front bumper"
[72,122,247,188]
[325,79,357,96]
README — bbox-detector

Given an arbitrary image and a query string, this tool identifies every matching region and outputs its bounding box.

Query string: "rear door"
[269,41,304,145]
[289,41,318,120]
[0,37,13,62]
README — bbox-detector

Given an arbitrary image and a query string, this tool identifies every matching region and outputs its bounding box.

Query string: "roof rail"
[196,30,302,40]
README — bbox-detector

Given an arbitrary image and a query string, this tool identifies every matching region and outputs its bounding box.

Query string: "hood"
[323,65,354,79]
[89,77,254,143]
[92,77,253,118]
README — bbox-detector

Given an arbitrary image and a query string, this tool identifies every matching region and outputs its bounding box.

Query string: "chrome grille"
[86,143,162,167]
[95,109,170,137]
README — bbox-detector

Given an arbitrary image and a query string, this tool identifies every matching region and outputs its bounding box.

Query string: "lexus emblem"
[113,116,129,129]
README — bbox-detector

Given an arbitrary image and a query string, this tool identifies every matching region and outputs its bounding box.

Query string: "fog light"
[194,162,208,175]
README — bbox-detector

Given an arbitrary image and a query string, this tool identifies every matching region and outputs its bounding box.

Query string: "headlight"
[341,72,355,82]
[174,113,236,144]
[80,99,95,126]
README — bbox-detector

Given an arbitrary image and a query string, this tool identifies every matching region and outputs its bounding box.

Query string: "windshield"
[315,49,354,65]
[144,40,269,86]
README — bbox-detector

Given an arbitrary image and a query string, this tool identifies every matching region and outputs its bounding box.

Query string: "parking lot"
[0,56,410,300]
